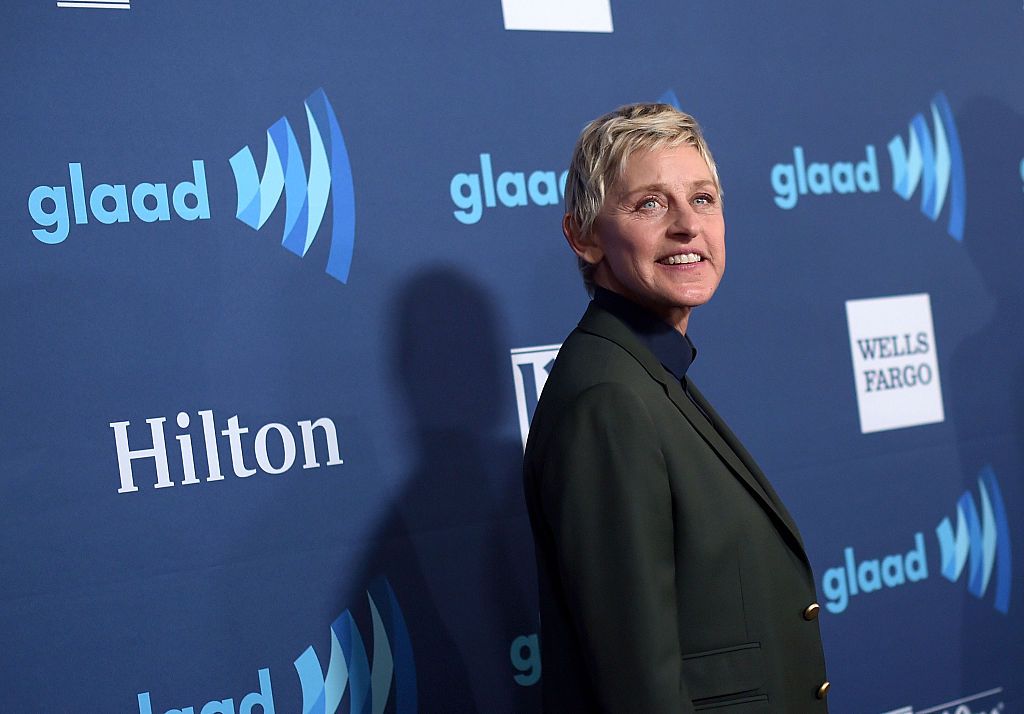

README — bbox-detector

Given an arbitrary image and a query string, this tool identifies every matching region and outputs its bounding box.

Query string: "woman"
[523,103,830,712]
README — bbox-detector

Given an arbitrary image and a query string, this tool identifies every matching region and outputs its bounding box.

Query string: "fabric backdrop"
[3,2,1022,712]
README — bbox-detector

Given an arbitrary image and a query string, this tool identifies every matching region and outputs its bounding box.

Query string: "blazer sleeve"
[539,381,695,713]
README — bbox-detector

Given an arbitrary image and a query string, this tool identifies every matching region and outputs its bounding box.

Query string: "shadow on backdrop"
[949,95,1024,700]
[339,266,539,712]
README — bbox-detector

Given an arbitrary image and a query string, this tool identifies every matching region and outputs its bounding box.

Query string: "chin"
[675,290,716,307]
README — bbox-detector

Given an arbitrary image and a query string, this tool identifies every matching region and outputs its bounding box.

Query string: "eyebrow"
[618,179,718,196]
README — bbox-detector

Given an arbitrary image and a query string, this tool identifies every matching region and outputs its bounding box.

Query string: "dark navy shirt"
[592,286,697,382]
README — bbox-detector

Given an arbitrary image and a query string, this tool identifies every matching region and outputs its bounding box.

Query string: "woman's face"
[585,144,726,333]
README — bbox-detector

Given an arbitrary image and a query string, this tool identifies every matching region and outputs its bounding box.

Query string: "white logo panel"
[511,344,561,450]
[845,293,944,434]
[500,0,613,33]
[879,685,1004,714]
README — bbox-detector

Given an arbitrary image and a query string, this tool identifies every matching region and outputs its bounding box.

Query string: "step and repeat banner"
[3,1,1022,712]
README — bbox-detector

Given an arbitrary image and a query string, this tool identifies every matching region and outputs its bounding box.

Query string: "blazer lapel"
[675,379,811,557]
[577,304,809,564]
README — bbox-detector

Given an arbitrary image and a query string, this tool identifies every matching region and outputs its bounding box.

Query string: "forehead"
[615,144,713,189]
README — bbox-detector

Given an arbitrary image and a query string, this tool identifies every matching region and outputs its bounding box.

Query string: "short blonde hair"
[564,103,722,294]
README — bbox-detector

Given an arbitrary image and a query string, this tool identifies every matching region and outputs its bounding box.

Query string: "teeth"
[661,253,702,265]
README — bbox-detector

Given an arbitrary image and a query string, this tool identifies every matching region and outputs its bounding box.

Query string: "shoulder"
[526,336,663,461]
[534,329,656,426]
[549,327,653,389]
[526,378,666,485]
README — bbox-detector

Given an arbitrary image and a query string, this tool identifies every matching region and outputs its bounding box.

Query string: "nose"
[668,202,699,238]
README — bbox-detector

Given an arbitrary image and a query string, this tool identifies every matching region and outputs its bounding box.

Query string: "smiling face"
[567,144,726,334]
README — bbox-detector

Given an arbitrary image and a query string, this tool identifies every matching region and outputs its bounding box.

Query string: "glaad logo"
[451,89,679,225]
[510,344,561,449]
[771,92,966,241]
[936,466,1012,614]
[28,161,210,245]
[137,669,274,714]
[135,579,414,714]
[294,578,417,714]
[510,632,541,686]
[110,409,344,494]
[229,88,356,283]
[822,467,1012,615]
[27,88,355,283]
[450,155,568,225]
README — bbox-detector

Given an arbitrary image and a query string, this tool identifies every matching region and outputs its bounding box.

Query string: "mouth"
[657,252,704,265]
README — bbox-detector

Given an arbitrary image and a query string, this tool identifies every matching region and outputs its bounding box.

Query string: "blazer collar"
[577,301,676,386]
[591,287,696,382]
[576,302,808,562]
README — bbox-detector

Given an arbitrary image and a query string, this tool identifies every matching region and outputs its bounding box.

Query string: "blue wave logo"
[658,88,681,109]
[936,466,1012,613]
[229,88,355,283]
[887,92,966,242]
[294,578,416,714]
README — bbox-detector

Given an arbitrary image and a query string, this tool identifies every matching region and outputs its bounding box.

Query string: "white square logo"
[845,293,945,434]
[511,344,561,449]
[500,0,613,33]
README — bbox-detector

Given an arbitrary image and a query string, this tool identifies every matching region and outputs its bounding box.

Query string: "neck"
[594,281,691,335]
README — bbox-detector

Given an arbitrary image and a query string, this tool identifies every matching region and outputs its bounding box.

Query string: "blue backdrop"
[3,2,1022,712]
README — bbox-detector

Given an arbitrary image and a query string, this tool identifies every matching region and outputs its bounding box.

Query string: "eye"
[637,196,661,211]
[693,192,718,208]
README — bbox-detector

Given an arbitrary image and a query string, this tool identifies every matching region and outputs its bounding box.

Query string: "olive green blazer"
[523,302,829,713]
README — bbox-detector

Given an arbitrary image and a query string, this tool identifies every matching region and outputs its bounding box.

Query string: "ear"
[563,213,604,266]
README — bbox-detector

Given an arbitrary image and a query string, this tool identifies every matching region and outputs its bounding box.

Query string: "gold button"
[816,681,830,699]
[803,603,821,621]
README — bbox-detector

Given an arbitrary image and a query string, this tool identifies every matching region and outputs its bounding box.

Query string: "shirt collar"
[592,286,697,381]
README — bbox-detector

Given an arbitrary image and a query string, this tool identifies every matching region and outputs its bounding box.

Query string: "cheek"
[710,237,726,272]
[607,240,646,271]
